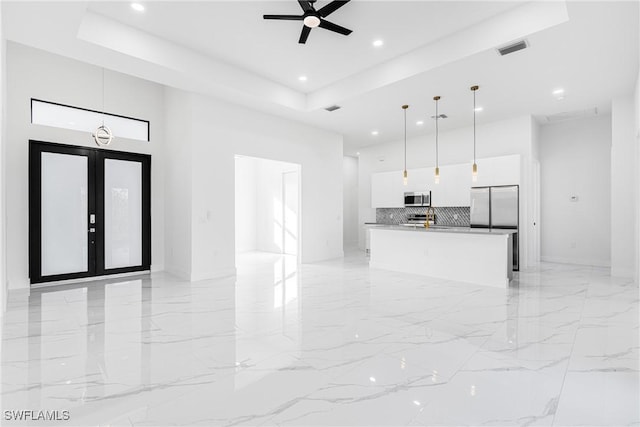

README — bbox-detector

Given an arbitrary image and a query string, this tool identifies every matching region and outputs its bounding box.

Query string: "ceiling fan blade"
[317,0,350,18]
[263,14,304,20]
[297,0,313,12]
[318,19,352,36]
[299,25,312,44]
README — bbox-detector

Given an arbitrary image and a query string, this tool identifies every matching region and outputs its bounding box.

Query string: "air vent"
[544,107,598,123]
[430,114,448,119]
[497,39,529,56]
[325,105,341,112]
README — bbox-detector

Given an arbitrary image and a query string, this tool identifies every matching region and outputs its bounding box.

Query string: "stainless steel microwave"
[404,191,431,207]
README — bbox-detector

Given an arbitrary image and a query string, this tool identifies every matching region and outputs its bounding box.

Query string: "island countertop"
[364,224,516,236]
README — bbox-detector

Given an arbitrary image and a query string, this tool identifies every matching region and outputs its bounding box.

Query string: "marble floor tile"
[553,371,640,426]
[1,250,638,426]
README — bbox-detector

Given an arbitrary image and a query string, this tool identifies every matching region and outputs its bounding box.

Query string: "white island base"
[369,227,514,288]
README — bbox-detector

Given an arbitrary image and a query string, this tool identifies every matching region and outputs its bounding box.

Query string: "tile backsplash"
[376,206,470,227]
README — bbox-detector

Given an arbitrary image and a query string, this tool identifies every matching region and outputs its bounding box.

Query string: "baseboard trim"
[611,267,634,278]
[540,255,610,268]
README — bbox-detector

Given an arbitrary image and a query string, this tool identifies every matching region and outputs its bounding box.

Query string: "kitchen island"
[368,225,515,288]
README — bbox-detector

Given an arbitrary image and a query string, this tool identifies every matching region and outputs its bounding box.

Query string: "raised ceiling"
[3,1,639,155]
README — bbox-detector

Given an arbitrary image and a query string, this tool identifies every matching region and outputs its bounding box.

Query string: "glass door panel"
[104,159,142,270]
[30,140,150,285]
[40,152,89,276]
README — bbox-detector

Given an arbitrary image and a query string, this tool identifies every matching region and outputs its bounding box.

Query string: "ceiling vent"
[430,114,448,119]
[325,105,341,112]
[497,39,529,56]
[544,107,598,123]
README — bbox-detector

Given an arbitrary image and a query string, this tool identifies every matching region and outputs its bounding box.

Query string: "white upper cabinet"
[405,168,429,193]
[371,155,520,208]
[371,171,404,208]
[473,155,520,187]
[430,164,469,207]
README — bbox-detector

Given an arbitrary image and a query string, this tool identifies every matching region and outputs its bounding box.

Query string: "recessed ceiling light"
[372,39,384,47]
[131,3,145,12]
[371,130,379,136]
[356,152,360,156]
[416,120,424,126]
[474,107,483,112]
[298,75,308,82]
[552,88,565,100]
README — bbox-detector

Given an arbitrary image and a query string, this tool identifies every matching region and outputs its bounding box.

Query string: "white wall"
[539,115,612,266]
[163,90,343,281]
[530,118,541,266]
[234,156,258,253]
[5,42,166,289]
[255,158,298,254]
[358,114,536,268]
[636,0,640,286]
[1,7,6,314]
[611,94,637,277]
[636,65,640,284]
[343,156,359,247]
[163,88,191,279]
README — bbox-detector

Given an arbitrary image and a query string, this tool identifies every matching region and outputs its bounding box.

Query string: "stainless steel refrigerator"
[470,185,519,271]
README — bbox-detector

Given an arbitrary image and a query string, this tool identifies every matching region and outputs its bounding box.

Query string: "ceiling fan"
[263,0,353,44]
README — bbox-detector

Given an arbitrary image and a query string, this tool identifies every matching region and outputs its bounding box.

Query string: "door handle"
[89,228,96,233]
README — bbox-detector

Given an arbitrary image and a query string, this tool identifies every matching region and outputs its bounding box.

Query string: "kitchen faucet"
[425,207,435,228]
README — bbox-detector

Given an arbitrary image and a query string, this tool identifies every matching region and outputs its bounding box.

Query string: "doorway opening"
[234,155,301,261]
[234,155,301,334]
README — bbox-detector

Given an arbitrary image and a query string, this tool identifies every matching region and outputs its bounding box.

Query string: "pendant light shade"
[434,96,441,184]
[471,85,479,182]
[92,67,114,146]
[402,104,409,185]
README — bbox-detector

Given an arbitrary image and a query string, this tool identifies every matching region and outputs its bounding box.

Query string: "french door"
[29,140,151,284]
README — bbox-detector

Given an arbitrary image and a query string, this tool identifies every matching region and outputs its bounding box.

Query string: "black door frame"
[29,140,151,284]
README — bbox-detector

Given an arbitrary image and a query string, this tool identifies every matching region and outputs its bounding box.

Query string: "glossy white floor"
[1,249,639,426]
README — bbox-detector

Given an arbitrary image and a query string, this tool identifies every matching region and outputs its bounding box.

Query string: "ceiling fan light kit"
[264,0,353,44]
[303,15,321,28]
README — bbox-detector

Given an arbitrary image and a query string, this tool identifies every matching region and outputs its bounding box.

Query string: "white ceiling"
[3,1,639,155]
[86,1,522,92]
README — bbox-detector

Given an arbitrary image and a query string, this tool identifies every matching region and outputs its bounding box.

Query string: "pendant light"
[434,96,440,184]
[93,67,113,146]
[402,104,409,185]
[471,85,479,182]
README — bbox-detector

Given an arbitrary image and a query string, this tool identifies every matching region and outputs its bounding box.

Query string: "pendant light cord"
[102,67,106,127]
[435,98,439,169]
[404,106,407,172]
[472,87,477,164]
